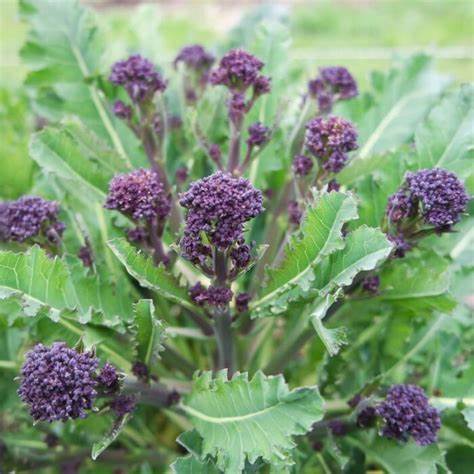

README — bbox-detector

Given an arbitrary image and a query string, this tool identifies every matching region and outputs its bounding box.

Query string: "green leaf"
[29,120,129,201]
[180,370,324,473]
[339,55,448,182]
[91,413,131,460]
[312,225,393,294]
[309,291,347,356]
[415,84,474,179]
[376,250,455,314]
[19,0,143,167]
[252,191,358,317]
[132,299,166,366]
[108,238,194,311]
[347,435,446,474]
[0,246,133,326]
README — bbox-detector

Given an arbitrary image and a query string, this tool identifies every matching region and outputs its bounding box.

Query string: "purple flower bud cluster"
[174,44,215,72]
[247,122,271,147]
[189,282,233,308]
[113,100,132,120]
[18,343,99,422]
[179,172,263,263]
[78,244,93,268]
[292,154,314,177]
[132,361,149,381]
[387,168,468,230]
[175,166,189,184]
[228,93,247,126]
[235,292,251,313]
[362,275,380,295]
[288,200,303,225]
[105,169,171,222]
[328,419,348,437]
[109,54,167,103]
[308,66,358,113]
[376,384,441,446]
[327,179,341,193]
[0,196,65,244]
[210,49,267,93]
[110,394,137,417]
[97,362,120,395]
[356,406,377,428]
[230,243,252,269]
[305,116,358,173]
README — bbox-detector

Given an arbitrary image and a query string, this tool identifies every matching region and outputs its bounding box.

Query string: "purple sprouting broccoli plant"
[308,66,358,113]
[385,168,469,257]
[6,5,472,470]
[0,196,65,248]
[376,384,441,446]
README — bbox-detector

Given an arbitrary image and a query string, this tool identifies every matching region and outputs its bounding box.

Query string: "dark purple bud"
[362,275,380,295]
[235,292,251,313]
[174,44,215,71]
[78,244,93,268]
[231,243,252,269]
[288,200,303,225]
[253,75,271,96]
[175,167,189,184]
[328,419,348,437]
[357,406,377,428]
[292,154,313,177]
[247,122,271,147]
[113,100,132,120]
[131,361,149,381]
[209,144,222,165]
[327,179,340,192]
[317,91,333,114]
[206,286,233,307]
[105,169,171,221]
[388,234,412,258]
[44,433,59,448]
[228,93,246,126]
[110,394,137,417]
[18,342,98,422]
[386,189,415,223]
[210,49,264,91]
[127,226,148,243]
[0,196,65,244]
[189,282,208,306]
[376,384,441,446]
[109,54,167,103]
[97,362,120,394]
[312,440,324,452]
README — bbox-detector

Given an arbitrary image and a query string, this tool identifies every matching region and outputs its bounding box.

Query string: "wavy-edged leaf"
[312,225,393,293]
[252,191,358,318]
[0,246,133,326]
[30,120,129,201]
[132,299,166,366]
[376,250,455,314]
[171,455,220,474]
[310,291,347,356]
[91,413,131,460]
[346,435,446,474]
[180,370,324,473]
[415,84,474,180]
[20,0,142,167]
[108,238,194,311]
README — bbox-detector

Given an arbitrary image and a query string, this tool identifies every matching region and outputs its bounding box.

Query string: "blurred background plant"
[1,0,473,199]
